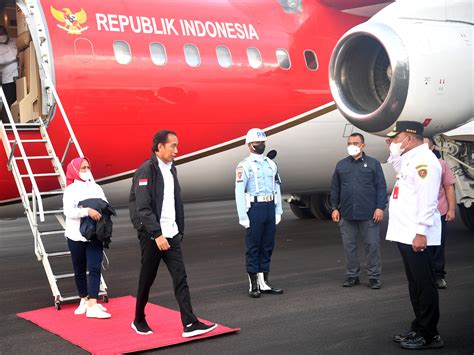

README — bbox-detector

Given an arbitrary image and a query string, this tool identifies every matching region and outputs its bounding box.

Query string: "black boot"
[248,272,260,298]
[258,272,283,294]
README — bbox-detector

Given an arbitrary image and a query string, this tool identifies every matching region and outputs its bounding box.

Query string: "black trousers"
[135,235,197,326]
[397,243,440,339]
[429,215,447,279]
[1,82,16,123]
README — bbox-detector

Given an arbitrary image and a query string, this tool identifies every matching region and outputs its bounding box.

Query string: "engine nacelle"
[329,0,473,136]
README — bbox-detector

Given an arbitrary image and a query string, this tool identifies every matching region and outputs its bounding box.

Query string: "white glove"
[275,214,281,225]
[239,219,250,229]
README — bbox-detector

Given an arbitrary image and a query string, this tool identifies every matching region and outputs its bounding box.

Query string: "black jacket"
[79,198,116,248]
[330,153,387,220]
[129,156,184,239]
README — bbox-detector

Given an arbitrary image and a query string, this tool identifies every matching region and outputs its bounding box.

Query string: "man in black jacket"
[330,133,387,289]
[129,130,217,337]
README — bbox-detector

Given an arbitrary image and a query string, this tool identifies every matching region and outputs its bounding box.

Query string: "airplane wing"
[320,0,394,17]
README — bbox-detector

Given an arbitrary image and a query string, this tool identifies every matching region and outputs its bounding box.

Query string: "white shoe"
[74,298,88,315]
[86,304,111,319]
[97,303,107,312]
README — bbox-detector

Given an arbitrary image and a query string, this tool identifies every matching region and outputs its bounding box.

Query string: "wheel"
[309,193,332,220]
[459,204,474,232]
[102,295,109,303]
[289,199,314,219]
[54,301,61,311]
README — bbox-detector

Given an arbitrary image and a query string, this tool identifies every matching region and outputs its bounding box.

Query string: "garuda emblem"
[50,6,88,35]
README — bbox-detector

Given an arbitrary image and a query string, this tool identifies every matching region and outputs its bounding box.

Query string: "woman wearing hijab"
[63,157,111,319]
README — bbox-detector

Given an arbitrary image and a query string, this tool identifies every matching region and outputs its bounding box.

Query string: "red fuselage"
[1,0,367,205]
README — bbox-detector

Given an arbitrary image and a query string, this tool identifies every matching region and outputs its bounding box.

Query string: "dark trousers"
[397,243,440,339]
[429,215,447,279]
[1,82,16,123]
[245,201,276,273]
[67,239,103,299]
[135,235,197,326]
[340,219,381,278]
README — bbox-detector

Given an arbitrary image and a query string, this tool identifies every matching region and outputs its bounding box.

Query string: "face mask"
[0,35,8,44]
[79,170,93,181]
[347,145,361,157]
[389,136,409,157]
[389,142,404,157]
[252,143,265,155]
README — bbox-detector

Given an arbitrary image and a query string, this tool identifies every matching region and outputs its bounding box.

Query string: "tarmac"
[0,200,473,354]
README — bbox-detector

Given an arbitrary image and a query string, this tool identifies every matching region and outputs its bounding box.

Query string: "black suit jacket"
[129,155,184,239]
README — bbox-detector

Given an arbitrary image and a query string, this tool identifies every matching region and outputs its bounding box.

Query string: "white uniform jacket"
[386,143,442,246]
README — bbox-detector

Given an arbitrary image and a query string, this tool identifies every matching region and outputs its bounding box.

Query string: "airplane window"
[304,50,318,70]
[276,48,291,70]
[277,0,302,13]
[74,38,94,64]
[113,41,131,65]
[184,44,201,67]
[150,43,167,66]
[216,46,232,68]
[247,48,262,69]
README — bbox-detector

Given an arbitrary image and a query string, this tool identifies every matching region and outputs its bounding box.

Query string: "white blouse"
[63,180,107,242]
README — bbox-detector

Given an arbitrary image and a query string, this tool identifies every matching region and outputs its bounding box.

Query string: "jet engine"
[329,0,473,136]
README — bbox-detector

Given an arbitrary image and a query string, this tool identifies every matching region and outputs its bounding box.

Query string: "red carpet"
[17,296,239,354]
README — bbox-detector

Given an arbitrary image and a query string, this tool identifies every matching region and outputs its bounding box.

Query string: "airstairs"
[0,87,108,310]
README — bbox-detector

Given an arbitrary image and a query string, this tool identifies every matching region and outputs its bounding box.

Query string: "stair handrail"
[0,88,46,222]
[42,71,84,159]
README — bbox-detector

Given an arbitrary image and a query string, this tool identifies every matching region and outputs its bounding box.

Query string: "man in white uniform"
[385,121,444,350]
[0,25,18,123]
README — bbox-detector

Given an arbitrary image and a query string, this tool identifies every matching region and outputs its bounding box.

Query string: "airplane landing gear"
[289,196,313,219]
[309,193,332,220]
[288,193,332,220]
[459,204,474,232]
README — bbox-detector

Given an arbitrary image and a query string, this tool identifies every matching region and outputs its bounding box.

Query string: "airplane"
[0,0,473,233]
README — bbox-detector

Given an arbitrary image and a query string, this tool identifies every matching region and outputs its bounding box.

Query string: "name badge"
[392,185,399,199]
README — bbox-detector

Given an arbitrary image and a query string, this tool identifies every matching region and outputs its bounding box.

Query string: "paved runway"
[0,200,473,354]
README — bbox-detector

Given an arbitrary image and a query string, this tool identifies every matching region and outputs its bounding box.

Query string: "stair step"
[47,251,70,258]
[60,295,81,302]
[27,190,63,197]
[54,273,75,280]
[3,123,42,128]
[20,173,60,178]
[4,126,41,131]
[15,156,53,160]
[39,230,65,236]
[36,210,63,215]
[9,139,47,143]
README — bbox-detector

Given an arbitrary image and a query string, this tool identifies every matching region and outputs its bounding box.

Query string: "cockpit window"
[304,50,319,70]
[247,47,262,69]
[216,46,232,68]
[276,48,291,70]
[184,44,201,67]
[277,0,303,13]
[150,43,167,66]
[113,41,131,65]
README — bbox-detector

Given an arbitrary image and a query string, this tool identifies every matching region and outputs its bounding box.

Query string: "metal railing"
[0,88,46,221]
